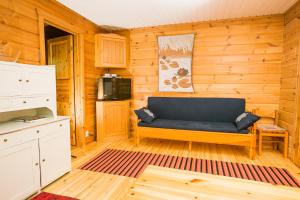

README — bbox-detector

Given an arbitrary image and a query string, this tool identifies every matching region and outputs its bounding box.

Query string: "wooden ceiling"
[57,0,297,29]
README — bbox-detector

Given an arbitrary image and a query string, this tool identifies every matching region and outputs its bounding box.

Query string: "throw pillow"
[134,107,156,123]
[235,112,260,130]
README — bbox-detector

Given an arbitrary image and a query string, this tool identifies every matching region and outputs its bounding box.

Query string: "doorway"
[44,24,76,146]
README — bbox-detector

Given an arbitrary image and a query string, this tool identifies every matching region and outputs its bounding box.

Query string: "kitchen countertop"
[0,116,69,135]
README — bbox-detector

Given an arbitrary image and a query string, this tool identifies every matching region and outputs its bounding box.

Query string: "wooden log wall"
[0,0,103,145]
[281,1,300,165]
[128,15,284,133]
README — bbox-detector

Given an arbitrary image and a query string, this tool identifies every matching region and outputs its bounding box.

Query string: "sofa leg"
[249,147,254,160]
[136,135,140,146]
[249,132,256,160]
[249,144,256,160]
[189,141,192,151]
[135,128,140,147]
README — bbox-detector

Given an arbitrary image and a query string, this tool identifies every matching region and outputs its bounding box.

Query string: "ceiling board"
[58,0,297,28]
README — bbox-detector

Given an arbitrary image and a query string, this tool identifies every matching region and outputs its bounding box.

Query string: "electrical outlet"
[85,131,90,137]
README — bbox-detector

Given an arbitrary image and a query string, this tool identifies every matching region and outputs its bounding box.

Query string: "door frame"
[36,9,85,147]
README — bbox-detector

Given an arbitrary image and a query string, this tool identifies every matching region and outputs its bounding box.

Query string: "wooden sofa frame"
[135,118,257,160]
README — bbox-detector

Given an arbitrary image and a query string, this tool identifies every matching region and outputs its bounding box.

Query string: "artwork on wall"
[158,33,194,92]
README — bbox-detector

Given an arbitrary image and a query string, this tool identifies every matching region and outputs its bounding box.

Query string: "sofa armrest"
[133,114,140,133]
[134,115,141,123]
[134,115,141,146]
[250,108,258,134]
[251,122,257,134]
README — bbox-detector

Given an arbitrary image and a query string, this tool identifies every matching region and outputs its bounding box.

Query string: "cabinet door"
[102,38,126,67]
[104,102,127,136]
[95,34,127,68]
[97,101,129,141]
[0,140,40,200]
[0,64,21,97]
[39,123,71,187]
[23,67,56,96]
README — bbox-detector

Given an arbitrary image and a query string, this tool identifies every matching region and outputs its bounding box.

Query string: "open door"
[47,35,76,146]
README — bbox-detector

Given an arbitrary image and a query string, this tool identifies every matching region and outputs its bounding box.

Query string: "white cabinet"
[0,64,22,97]
[0,61,56,114]
[0,118,71,200]
[23,66,56,96]
[0,61,70,200]
[0,140,40,200]
[39,120,71,187]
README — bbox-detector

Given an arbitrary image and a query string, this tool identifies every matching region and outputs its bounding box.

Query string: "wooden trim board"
[36,8,85,147]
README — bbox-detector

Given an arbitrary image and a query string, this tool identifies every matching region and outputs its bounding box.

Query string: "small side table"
[257,124,288,157]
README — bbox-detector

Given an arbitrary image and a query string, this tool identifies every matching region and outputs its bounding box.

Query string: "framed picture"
[157,33,195,92]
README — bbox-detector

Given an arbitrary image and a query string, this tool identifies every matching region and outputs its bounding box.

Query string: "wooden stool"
[257,124,288,157]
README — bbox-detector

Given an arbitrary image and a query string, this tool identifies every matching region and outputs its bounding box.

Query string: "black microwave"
[97,77,131,100]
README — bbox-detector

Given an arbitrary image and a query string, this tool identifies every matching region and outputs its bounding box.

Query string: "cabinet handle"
[3,139,7,142]
[18,79,22,82]
[36,130,40,133]
[59,124,63,127]
[46,99,50,102]
[26,80,29,83]
[23,101,27,104]
[42,159,46,162]
[35,163,39,166]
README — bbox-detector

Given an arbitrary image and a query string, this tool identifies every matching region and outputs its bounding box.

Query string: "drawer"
[30,96,54,106]
[0,129,37,150]
[21,96,55,109]
[14,97,34,110]
[0,119,69,150]
[0,95,55,113]
[37,119,70,138]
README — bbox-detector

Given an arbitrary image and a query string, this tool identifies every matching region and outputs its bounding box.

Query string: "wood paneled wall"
[1,0,297,155]
[280,1,300,164]
[129,15,284,131]
[84,33,104,144]
[0,0,103,145]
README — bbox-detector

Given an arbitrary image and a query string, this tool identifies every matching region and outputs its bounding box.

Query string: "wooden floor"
[43,137,300,200]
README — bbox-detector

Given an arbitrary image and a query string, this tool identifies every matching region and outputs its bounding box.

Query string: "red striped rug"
[32,192,78,200]
[80,149,300,187]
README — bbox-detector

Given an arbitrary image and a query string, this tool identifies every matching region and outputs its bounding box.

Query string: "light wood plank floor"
[124,165,300,200]
[43,138,300,200]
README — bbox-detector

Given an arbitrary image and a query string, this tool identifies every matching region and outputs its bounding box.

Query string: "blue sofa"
[135,97,257,159]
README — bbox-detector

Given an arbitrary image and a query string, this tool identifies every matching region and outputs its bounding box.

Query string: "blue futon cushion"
[147,97,245,123]
[138,119,249,134]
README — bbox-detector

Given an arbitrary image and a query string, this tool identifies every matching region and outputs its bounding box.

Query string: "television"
[97,77,131,100]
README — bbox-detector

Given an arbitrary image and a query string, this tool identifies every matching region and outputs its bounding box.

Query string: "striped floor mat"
[80,149,300,187]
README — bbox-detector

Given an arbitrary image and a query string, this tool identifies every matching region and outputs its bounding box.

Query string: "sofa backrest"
[148,97,245,122]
